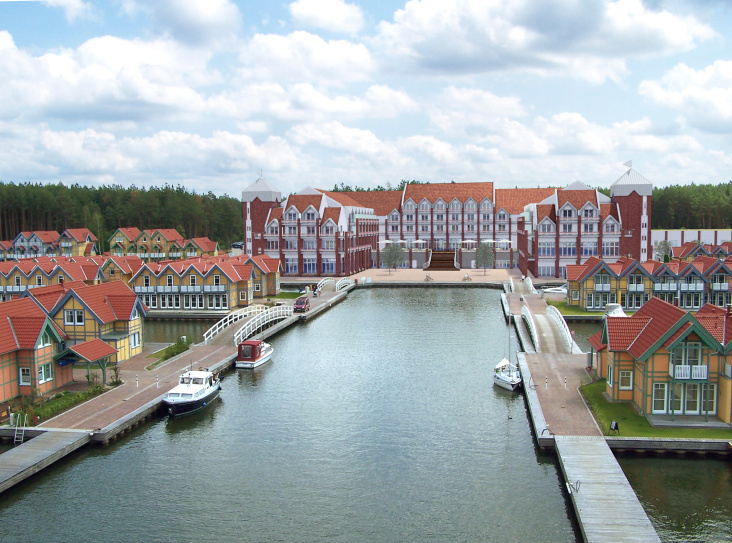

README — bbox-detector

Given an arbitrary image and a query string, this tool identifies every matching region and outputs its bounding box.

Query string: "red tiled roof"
[642,260,665,275]
[155,229,185,242]
[337,190,404,216]
[67,281,141,323]
[690,255,720,275]
[495,188,555,214]
[587,331,606,351]
[248,255,280,274]
[557,189,597,212]
[268,207,283,223]
[536,204,555,223]
[69,338,118,362]
[600,203,619,222]
[64,228,98,242]
[671,242,704,259]
[406,182,495,207]
[628,297,688,358]
[0,298,54,354]
[116,228,141,241]
[695,303,732,346]
[190,237,218,252]
[606,316,651,352]
[321,207,341,224]
[285,195,323,213]
[33,231,61,243]
[318,190,369,209]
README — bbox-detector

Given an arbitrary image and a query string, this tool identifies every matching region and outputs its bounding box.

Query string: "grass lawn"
[581,380,732,439]
[268,292,302,300]
[545,300,592,316]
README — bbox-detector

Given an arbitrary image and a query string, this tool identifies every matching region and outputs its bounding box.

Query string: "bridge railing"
[335,278,352,291]
[508,278,515,293]
[233,305,294,345]
[525,277,538,294]
[317,277,334,291]
[546,305,573,352]
[423,249,432,269]
[203,304,267,344]
[521,304,541,352]
[500,292,511,321]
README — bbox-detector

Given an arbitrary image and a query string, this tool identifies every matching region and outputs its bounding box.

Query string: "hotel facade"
[243,168,652,278]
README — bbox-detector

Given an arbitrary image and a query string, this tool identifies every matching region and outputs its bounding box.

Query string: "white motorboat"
[163,369,221,416]
[493,358,522,391]
[235,339,274,369]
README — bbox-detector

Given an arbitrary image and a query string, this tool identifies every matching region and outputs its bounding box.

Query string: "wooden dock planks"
[0,430,91,494]
[555,436,660,543]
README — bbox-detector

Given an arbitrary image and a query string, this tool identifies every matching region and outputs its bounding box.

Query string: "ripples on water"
[2,289,581,542]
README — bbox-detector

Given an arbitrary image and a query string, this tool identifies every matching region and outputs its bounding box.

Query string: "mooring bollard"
[136,375,139,388]
[564,376,567,390]
[156,375,159,389]
[545,376,548,389]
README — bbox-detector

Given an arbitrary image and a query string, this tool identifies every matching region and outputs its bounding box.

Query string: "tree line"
[0,182,243,251]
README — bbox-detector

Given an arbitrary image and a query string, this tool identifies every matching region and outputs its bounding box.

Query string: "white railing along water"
[525,277,538,295]
[335,278,352,291]
[546,305,573,352]
[233,305,294,345]
[317,277,334,291]
[521,304,541,352]
[203,305,266,343]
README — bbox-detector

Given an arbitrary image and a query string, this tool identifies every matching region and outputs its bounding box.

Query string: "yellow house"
[589,297,732,424]
[59,228,99,257]
[109,228,142,258]
[129,257,254,311]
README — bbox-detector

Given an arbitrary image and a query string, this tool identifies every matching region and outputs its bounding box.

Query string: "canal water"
[0,288,579,542]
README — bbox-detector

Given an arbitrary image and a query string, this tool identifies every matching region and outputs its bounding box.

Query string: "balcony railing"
[594,283,611,292]
[712,283,729,291]
[654,283,677,291]
[670,364,708,380]
[680,283,704,292]
[628,284,645,292]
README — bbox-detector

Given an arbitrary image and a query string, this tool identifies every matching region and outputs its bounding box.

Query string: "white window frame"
[19,367,31,385]
[619,370,632,390]
[38,362,52,384]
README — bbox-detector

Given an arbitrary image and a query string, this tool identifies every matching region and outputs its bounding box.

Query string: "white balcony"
[628,284,645,292]
[594,283,611,292]
[156,286,180,293]
[670,364,707,380]
[134,286,155,293]
[654,283,677,291]
[712,283,729,291]
[680,283,704,292]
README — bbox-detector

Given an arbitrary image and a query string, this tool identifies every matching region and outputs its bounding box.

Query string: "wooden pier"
[555,436,660,542]
[0,430,91,494]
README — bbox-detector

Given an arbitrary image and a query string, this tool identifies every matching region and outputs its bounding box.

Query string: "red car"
[294,296,310,312]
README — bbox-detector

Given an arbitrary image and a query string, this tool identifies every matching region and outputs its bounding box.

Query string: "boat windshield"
[180,377,191,385]
[192,378,204,385]
[240,345,252,358]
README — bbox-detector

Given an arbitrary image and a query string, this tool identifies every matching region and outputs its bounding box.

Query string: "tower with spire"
[610,166,653,262]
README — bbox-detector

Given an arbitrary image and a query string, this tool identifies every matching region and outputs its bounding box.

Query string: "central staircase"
[426,251,459,271]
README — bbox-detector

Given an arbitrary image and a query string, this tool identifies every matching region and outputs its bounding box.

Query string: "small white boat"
[235,339,273,369]
[493,358,522,391]
[163,369,221,416]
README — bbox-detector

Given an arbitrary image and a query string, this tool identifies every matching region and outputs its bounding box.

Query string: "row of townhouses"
[0,227,220,263]
[243,167,652,278]
[567,254,732,312]
[0,280,146,404]
[0,254,282,310]
[589,297,732,422]
[0,229,98,260]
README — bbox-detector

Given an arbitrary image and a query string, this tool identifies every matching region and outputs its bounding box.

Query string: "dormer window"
[434,202,445,211]
[605,223,616,233]
[287,212,297,221]
[562,208,573,218]
[419,201,430,211]
[390,213,399,221]
[584,209,595,218]
[497,212,507,221]
[166,275,173,287]
[540,223,553,233]
[449,201,461,210]
[305,212,315,221]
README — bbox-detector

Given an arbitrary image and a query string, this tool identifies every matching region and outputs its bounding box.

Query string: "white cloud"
[373,0,715,82]
[239,31,375,85]
[41,0,93,22]
[289,0,364,34]
[639,61,732,132]
[129,0,241,46]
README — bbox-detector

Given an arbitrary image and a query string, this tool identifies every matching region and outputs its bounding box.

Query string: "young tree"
[475,242,495,275]
[654,240,672,262]
[382,243,406,274]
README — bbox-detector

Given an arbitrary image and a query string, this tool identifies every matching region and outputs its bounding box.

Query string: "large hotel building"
[242,167,652,278]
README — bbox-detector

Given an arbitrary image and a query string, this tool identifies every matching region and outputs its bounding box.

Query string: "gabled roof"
[267,207,283,223]
[63,228,98,242]
[0,298,64,355]
[556,188,598,211]
[600,203,619,222]
[406,182,495,207]
[114,228,142,242]
[242,175,282,203]
[317,190,369,209]
[566,256,604,282]
[246,255,281,274]
[68,338,118,362]
[695,304,732,348]
[30,231,62,244]
[671,242,708,259]
[321,207,342,224]
[495,188,555,214]
[610,167,653,197]
[587,331,606,352]
[189,237,218,253]
[536,204,555,224]
[54,281,145,324]
[605,316,651,352]
[285,194,323,214]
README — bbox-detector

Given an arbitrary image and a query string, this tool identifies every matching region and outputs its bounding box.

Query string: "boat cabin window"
[240,345,252,358]
[192,378,204,385]
[181,393,192,399]
[180,377,191,385]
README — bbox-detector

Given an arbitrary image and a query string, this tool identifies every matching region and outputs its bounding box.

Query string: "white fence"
[203,305,266,343]
[525,277,538,294]
[521,304,541,352]
[546,305,573,352]
[233,305,293,345]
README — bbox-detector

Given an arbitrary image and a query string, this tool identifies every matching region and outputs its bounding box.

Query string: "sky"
[0,0,730,198]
